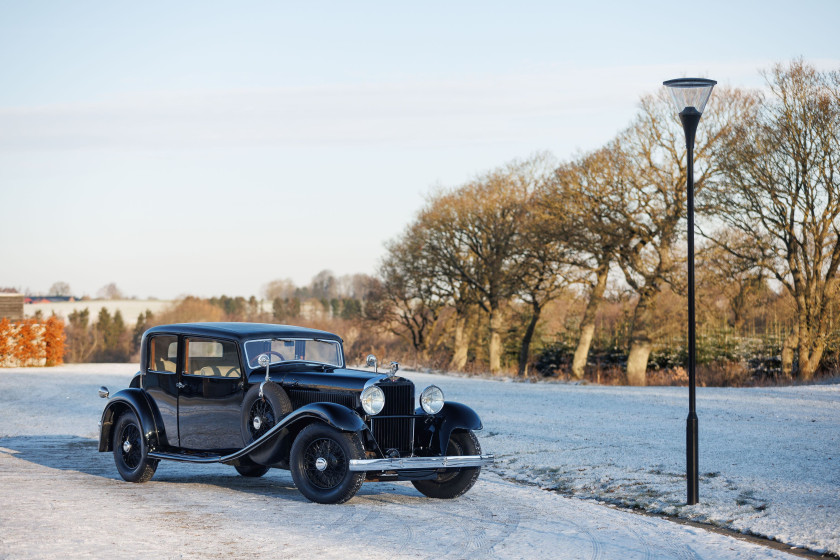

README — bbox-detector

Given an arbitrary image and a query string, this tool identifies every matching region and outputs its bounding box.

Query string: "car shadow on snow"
[0,435,422,503]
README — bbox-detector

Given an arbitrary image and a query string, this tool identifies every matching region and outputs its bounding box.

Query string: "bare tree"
[514,212,571,376]
[263,278,297,301]
[375,224,444,360]
[541,147,626,378]
[710,60,840,379]
[309,270,337,300]
[97,282,123,300]
[420,158,537,374]
[612,87,752,385]
[696,230,767,330]
[48,282,71,297]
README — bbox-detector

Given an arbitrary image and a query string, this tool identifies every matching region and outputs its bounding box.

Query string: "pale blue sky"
[1,1,838,299]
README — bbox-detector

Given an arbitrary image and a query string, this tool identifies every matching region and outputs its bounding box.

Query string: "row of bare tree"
[374,60,840,384]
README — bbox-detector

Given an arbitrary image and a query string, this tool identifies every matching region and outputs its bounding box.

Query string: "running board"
[348,454,495,472]
[148,451,227,463]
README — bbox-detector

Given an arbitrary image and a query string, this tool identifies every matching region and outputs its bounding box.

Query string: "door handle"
[176,382,186,389]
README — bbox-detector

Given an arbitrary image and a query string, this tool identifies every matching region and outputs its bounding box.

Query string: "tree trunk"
[449,311,471,371]
[488,306,503,374]
[572,261,609,379]
[626,289,655,386]
[781,326,798,379]
[518,302,541,377]
[797,324,825,381]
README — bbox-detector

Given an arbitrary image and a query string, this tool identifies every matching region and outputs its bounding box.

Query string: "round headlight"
[361,385,385,415]
[420,385,445,415]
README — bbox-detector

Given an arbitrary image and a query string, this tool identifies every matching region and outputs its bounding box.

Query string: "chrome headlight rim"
[361,385,385,415]
[420,385,445,415]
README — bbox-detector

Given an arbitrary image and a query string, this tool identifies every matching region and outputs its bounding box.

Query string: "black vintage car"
[98,322,493,504]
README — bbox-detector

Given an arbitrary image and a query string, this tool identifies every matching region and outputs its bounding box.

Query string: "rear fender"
[98,389,165,452]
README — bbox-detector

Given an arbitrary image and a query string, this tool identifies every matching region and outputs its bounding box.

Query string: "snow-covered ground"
[402,371,840,556]
[1,364,836,558]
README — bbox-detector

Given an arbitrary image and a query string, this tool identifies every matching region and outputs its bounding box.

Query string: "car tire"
[412,430,481,499]
[241,382,293,465]
[290,423,365,504]
[240,382,293,462]
[234,460,270,478]
[113,411,158,483]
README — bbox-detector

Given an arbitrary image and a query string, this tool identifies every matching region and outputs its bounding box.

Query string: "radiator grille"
[289,388,358,410]
[371,382,415,453]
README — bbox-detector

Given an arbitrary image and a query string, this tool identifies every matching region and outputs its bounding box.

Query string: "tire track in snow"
[454,495,521,557]
[557,516,604,560]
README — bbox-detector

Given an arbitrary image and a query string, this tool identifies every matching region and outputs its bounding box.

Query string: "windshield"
[244,338,343,369]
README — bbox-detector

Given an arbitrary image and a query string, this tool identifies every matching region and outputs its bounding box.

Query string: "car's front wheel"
[290,424,365,504]
[412,430,481,499]
[113,411,158,483]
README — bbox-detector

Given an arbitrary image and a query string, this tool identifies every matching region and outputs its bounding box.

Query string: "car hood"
[249,367,409,392]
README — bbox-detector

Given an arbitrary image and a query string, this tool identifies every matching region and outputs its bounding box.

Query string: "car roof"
[144,322,343,343]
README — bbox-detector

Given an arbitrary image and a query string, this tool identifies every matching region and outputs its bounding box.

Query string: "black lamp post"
[663,77,716,506]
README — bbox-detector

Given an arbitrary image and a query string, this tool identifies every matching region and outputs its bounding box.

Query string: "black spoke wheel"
[290,424,364,504]
[302,437,347,489]
[248,398,275,440]
[113,411,158,483]
[240,383,293,465]
[412,430,481,499]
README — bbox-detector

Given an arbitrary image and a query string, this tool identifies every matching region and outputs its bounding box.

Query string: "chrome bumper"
[348,454,495,472]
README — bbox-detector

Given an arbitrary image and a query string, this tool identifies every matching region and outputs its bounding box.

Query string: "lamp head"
[663,78,717,115]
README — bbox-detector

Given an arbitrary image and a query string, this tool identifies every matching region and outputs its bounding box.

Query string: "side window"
[148,335,178,373]
[185,338,241,378]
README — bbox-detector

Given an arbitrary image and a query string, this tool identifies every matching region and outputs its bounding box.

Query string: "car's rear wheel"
[412,430,481,499]
[290,424,365,504]
[113,411,158,483]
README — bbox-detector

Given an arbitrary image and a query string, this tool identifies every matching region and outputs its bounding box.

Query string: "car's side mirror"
[366,354,378,373]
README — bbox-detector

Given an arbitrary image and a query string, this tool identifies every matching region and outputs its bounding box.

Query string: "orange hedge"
[0,317,66,367]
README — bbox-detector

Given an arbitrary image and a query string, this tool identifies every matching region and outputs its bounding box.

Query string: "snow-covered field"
[418,372,840,556]
[1,364,836,558]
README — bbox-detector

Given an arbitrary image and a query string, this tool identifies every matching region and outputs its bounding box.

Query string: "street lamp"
[663,77,716,506]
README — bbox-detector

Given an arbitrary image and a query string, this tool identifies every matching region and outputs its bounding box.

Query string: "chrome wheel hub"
[315,457,328,471]
[253,416,262,430]
[122,440,132,453]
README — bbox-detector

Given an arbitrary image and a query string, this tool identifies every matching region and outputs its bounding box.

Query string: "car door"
[177,336,245,451]
[142,334,181,447]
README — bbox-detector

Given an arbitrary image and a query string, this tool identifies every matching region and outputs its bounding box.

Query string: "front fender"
[418,401,483,455]
[281,402,367,433]
[241,402,367,466]
[98,389,164,452]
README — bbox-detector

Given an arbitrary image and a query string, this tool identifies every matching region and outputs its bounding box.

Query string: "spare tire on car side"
[240,382,293,464]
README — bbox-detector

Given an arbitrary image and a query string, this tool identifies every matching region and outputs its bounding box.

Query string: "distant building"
[24,295,77,304]
[0,293,24,320]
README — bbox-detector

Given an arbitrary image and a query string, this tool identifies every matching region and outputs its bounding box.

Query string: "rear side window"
[148,335,178,373]
[185,337,241,378]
